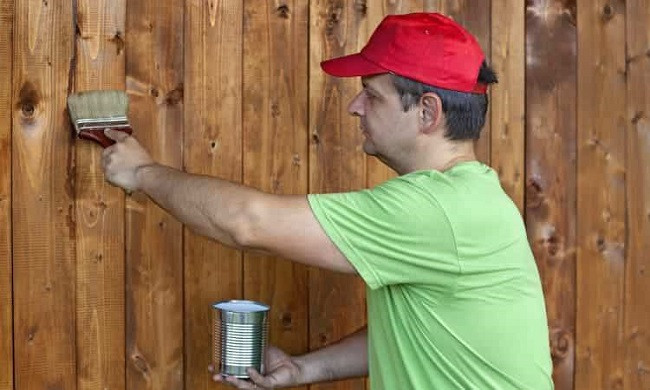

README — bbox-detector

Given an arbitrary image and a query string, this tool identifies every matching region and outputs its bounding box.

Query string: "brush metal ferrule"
[74,116,130,131]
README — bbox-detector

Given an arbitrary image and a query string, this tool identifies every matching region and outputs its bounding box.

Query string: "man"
[102,12,553,389]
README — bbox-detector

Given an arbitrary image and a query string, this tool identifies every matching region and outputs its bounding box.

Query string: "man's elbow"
[227,194,266,249]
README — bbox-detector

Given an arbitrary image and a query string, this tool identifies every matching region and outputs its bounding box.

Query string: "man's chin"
[362,143,377,156]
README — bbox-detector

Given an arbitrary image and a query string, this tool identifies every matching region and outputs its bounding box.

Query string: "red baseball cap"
[321,13,487,94]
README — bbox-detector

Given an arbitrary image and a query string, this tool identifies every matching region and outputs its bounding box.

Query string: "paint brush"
[67,90,132,147]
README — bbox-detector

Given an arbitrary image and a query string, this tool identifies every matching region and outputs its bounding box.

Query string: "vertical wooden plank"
[73,1,126,388]
[423,0,492,165]
[624,0,650,388]
[0,0,13,389]
[12,0,76,389]
[242,1,309,385]
[365,1,423,189]
[526,2,577,389]
[491,0,525,210]
[309,1,368,389]
[576,0,627,388]
[125,0,184,388]
[184,1,243,389]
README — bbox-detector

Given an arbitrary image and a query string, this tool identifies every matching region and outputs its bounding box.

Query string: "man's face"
[347,74,420,164]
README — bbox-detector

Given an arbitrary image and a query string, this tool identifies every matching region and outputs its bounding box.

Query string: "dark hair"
[391,61,498,140]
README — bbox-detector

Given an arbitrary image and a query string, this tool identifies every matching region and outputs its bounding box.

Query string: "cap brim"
[320,53,387,77]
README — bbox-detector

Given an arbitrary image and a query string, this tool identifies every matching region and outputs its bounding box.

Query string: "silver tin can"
[212,300,270,378]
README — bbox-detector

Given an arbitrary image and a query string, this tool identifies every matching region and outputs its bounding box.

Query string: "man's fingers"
[104,128,129,142]
[209,369,268,389]
[247,368,271,388]
[223,375,259,389]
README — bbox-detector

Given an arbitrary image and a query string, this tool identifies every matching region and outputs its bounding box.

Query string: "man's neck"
[395,140,476,175]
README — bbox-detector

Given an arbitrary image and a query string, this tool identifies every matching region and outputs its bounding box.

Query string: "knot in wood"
[596,236,606,252]
[325,5,342,37]
[109,32,125,55]
[280,312,293,328]
[354,0,367,15]
[550,328,571,360]
[131,353,151,375]
[601,4,615,22]
[271,103,280,118]
[17,81,41,120]
[525,178,545,209]
[27,325,38,343]
[21,103,35,118]
[164,84,184,105]
[276,4,290,19]
[546,233,560,257]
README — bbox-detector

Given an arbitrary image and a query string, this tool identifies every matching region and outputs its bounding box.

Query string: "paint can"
[212,300,270,378]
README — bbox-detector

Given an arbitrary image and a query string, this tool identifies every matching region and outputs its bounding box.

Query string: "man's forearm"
[136,163,257,247]
[296,328,368,384]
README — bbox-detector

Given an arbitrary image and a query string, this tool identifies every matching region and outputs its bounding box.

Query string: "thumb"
[247,368,273,388]
[104,128,129,142]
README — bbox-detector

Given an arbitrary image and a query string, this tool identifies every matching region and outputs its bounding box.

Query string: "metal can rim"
[211,299,270,313]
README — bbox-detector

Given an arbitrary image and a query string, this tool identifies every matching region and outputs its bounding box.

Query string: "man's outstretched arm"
[101,129,356,274]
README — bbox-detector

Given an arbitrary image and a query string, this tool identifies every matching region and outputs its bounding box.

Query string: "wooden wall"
[0,1,648,389]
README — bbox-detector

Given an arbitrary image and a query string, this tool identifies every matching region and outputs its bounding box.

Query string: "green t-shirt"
[308,161,553,389]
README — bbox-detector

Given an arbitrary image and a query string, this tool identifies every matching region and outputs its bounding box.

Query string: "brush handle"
[78,127,133,148]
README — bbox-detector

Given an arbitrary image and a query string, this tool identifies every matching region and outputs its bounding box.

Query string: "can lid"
[212,300,270,313]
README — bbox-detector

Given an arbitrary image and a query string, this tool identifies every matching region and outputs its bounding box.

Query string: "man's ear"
[419,93,443,134]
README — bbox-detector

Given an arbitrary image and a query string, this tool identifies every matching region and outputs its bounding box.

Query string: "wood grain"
[525,1,577,389]
[184,1,244,389]
[125,0,185,388]
[0,0,13,389]
[242,3,309,389]
[491,0,525,210]
[576,0,627,388]
[624,0,650,388]
[73,1,127,388]
[12,0,76,388]
[309,1,369,389]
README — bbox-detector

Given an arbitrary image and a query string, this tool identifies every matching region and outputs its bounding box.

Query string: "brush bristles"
[67,90,129,125]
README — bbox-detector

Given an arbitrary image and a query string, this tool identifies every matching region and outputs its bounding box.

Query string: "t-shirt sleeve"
[307,175,460,290]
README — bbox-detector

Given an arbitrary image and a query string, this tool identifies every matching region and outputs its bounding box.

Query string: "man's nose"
[347,91,365,116]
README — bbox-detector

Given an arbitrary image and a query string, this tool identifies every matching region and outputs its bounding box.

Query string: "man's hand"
[207,328,367,389]
[209,346,306,389]
[101,128,156,192]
